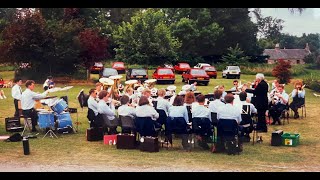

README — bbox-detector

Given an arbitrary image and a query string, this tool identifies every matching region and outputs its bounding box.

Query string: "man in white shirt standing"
[11,78,23,118]
[21,80,48,132]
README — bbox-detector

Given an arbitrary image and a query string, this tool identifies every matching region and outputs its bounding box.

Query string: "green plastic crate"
[281,133,300,147]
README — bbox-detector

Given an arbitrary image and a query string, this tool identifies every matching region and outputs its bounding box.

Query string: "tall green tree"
[113,9,181,65]
[221,44,250,65]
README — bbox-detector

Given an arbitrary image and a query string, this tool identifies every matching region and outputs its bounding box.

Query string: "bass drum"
[56,112,73,133]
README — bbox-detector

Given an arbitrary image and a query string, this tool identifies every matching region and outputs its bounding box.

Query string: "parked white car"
[222,66,241,79]
[194,63,211,69]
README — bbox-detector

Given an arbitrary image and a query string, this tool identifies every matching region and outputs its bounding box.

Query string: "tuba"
[99,78,114,91]
[124,79,138,93]
[109,75,123,101]
[144,79,157,89]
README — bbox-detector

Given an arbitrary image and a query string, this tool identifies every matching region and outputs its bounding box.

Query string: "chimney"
[275,43,280,51]
[305,43,311,53]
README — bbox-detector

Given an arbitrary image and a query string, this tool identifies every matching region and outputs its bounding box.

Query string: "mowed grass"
[0,70,320,171]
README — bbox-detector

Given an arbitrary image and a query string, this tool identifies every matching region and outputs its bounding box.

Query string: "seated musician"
[97,90,119,134]
[87,88,99,127]
[269,84,289,125]
[43,76,54,91]
[136,96,159,120]
[240,84,253,103]
[208,90,225,113]
[192,94,212,149]
[118,95,136,119]
[184,91,198,108]
[167,95,191,151]
[217,93,242,124]
[238,92,257,141]
[21,80,49,132]
[154,89,172,116]
[141,88,153,106]
[218,85,227,100]
[230,80,239,92]
[289,81,305,119]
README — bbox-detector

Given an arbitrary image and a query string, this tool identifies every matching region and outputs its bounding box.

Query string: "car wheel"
[237,75,240,79]
[182,78,185,83]
[171,81,175,84]
[214,76,217,79]
[204,82,209,86]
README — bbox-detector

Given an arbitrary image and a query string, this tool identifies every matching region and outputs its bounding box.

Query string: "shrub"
[272,59,292,84]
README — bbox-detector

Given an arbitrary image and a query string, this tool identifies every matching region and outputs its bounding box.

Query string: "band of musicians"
[8,72,306,153]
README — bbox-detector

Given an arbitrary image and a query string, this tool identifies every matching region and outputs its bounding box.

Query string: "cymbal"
[99,78,113,85]
[47,87,62,93]
[145,79,156,83]
[125,79,138,85]
[109,75,123,80]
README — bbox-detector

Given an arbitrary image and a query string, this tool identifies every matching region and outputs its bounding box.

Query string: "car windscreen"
[204,67,216,71]
[229,66,240,70]
[158,69,173,75]
[191,69,207,75]
[103,68,118,76]
[113,63,124,68]
[180,64,190,68]
[132,69,147,75]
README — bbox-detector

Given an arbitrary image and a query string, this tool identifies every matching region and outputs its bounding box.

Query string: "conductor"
[245,73,268,132]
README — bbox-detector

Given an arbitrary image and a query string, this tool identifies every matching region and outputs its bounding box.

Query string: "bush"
[303,74,320,92]
[272,60,292,84]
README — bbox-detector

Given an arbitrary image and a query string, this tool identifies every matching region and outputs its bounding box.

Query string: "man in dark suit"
[245,73,268,132]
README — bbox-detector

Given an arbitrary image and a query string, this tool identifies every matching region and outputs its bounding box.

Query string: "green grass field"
[0,70,320,171]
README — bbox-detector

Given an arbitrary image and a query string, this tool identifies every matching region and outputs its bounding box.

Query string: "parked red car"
[182,68,210,86]
[202,66,217,79]
[112,61,125,74]
[174,63,190,74]
[90,62,104,74]
[152,67,175,84]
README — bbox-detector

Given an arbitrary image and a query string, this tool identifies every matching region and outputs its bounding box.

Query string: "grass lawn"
[0,70,320,172]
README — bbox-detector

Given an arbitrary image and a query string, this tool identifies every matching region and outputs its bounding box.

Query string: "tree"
[113,9,181,65]
[78,28,110,69]
[272,59,292,84]
[221,44,250,66]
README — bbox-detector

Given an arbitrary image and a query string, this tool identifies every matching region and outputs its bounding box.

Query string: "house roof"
[263,49,310,60]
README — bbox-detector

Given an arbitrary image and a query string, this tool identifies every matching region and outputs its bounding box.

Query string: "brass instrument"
[144,79,157,89]
[124,79,138,93]
[99,78,114,91]
[109,75,123,100]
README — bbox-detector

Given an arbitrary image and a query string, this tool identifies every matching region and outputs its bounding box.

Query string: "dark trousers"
[14,99,20,118]
[270,104,286,124]
[257,109,267,131]
[290,99,304,114]
[22,109,38,130]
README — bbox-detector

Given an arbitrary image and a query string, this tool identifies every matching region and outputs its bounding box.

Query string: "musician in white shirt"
[118,95,136,119]
[218,85,227,100]
[192,94,211,122]
[269,85,289,125]
[154,89,172,115]
[217,93,242,124]
[208,90,225,113]
[87,89,99,116]
[98,90,119,133]
[11,78,23,117]
[136,96,159,120]
[21,80,48,132]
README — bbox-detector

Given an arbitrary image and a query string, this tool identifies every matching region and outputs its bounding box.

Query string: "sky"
[258,8,320,37]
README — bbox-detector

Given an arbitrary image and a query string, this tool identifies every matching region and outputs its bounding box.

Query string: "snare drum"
[51,99,68,114]
[56,112,72,129]
[38,111,55,129]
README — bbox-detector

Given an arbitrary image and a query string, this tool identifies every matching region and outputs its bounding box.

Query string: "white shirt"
[88,96,99,116]
[98,100,116,120]
[191,105,211,122]
[222,91,227,99]
[168,106,189,123]
[12,84,22,100]
[118,104,136,119]
[238,101,257,115]
[155,97,172,115]
[217,103,242,124]
[208,99,225,113]
[21,88,47,110]
[276,91,289,105]
[291,89,305,98]
[136,105,159,120]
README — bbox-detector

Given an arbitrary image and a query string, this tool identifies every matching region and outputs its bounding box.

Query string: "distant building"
[263,43,311,65]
